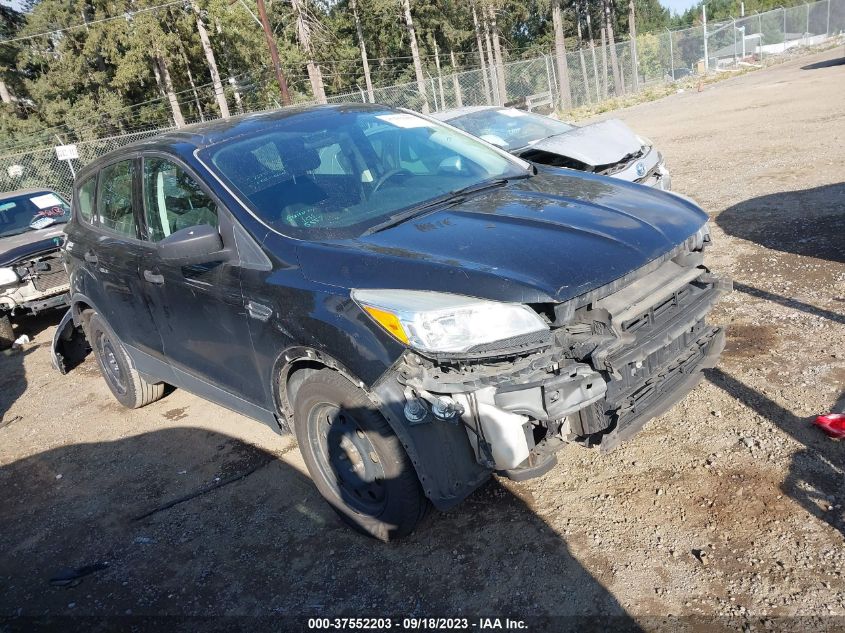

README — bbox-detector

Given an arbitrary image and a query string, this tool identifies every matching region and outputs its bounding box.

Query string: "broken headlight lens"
[0,267,19,288]
[352,289,549,354]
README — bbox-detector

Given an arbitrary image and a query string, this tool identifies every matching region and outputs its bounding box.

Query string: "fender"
[275,346,490,510]
[51,292,103,373]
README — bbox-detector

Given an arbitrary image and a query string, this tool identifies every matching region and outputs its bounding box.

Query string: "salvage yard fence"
[2,0,844,199]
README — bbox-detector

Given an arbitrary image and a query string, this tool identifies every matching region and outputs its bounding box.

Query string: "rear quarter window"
[75,177,96,223]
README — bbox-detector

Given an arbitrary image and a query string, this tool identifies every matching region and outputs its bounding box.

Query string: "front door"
[137,156,264,405]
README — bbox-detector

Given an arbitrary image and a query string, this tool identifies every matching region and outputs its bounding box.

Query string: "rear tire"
[88,313,164,409]
[0,314,13,351]
[293,368,428,541]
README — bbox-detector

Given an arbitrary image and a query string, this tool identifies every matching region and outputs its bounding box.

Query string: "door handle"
[143,270,165,285]
[84,251,98,264]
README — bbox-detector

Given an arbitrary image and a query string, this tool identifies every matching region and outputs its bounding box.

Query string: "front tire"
[293,369,428,540]
[88,313,165,409]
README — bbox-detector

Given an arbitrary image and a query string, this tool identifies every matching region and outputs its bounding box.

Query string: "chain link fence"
[2,0,843,199]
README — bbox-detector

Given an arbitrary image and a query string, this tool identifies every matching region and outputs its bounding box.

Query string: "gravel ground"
[0,47,843,629]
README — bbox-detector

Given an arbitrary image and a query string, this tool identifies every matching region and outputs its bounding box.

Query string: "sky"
[659,0,703,14]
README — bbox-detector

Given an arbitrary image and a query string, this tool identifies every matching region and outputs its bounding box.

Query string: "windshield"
[446,108,575,152]
[0,191,70,238]
[202,107,526,239]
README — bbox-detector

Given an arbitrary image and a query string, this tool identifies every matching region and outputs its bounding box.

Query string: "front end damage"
[377,232,731,495]
[0,250,70,317]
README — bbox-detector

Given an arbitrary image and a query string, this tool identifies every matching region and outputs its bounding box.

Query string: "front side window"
[447,108,575,151]
[143,158,218,242]
[0,191,70,237]
[202,107,526,240]
[97,160,137,238]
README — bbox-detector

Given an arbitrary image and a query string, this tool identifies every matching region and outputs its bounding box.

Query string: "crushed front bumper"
[390,259,730,484]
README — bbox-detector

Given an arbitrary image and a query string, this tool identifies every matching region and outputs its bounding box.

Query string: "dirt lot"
[1,47,843,629]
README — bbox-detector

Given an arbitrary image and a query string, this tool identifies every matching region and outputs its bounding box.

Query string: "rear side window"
[142,158,219,242]
[76,177,96,223]
[97,160,136,238]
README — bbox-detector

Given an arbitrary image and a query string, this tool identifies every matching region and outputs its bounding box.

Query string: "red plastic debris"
[813,414,845,439]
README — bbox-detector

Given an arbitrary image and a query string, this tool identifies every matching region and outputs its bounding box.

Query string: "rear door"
[137,155,264,405]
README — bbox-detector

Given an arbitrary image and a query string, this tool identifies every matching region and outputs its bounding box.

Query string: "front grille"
[33,267,69,291]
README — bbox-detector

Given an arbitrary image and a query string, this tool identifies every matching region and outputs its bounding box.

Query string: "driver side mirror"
[159,224,228,264]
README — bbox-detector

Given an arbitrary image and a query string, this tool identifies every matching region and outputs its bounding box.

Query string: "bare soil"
[1,47,843,628]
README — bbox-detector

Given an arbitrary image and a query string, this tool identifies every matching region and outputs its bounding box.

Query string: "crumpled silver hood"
[525,118,644,167]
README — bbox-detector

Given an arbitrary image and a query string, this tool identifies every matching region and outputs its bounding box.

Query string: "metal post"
[783,7,787,52]
[826,0,831,35]
[806,2,810,36]
[758,12,764,61]
[667,28,674,80]
[733,18,738,65]
[703,4,709,73]
[545,54,554,98]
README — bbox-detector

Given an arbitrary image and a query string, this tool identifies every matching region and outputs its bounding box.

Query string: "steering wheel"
[372,169,413,193]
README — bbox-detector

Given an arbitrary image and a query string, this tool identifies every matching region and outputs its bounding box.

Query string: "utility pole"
[703,3,709,73]
[255,0,291,105]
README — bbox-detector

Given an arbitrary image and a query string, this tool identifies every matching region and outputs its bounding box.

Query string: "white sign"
[30,193,63,209]
[55,144,79,161]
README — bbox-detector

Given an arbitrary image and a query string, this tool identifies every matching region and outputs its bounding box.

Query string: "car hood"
[0,225,66,267]
[296,170,708,304]
[524,119,644,167]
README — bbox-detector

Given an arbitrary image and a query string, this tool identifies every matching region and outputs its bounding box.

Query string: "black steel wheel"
[88,313,165,409]
[293,369,428,540]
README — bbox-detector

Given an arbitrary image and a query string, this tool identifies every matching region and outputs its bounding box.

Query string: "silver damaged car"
[431,106,671,190]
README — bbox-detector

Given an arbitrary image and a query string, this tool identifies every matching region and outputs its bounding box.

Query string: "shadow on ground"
[1,309,66,424]
[801,57,845,70]
[0,425,641,628]
[707,370,844,541]
[716,182,845,265]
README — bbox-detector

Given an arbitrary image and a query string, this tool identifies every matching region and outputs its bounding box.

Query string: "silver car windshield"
[446,108,575,152]
[202,108,526,240]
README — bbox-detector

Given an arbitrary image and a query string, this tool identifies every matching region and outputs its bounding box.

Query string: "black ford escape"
[53,105,731,540]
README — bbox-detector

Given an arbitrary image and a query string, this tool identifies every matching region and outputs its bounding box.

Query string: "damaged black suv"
[54,105,730,540]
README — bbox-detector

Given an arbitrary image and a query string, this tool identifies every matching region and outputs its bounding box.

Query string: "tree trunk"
[628,0,639,91]
[603,0,623,96]
[153,54,185,128]
[552,2,572,110]
[481,3,499,104]
[585,4,601,101]
[450,50,463,107]
[292,0,327,103]
[401,0,429,113]
[192,1,230,118]
[179,47,205,122]
[0,81,11,104]
[215,19,244,113]
[433,40,446,109]
[487,3,507,104]
[471,3,493,105]
[350,0,374,103]
[600,26,609,99]
[576,7,590,104]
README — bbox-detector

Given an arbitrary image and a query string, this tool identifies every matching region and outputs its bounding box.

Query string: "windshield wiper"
[362,176,524,236]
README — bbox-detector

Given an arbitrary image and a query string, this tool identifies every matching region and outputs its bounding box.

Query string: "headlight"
[0,267,19,288]
[352,289,549,354]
